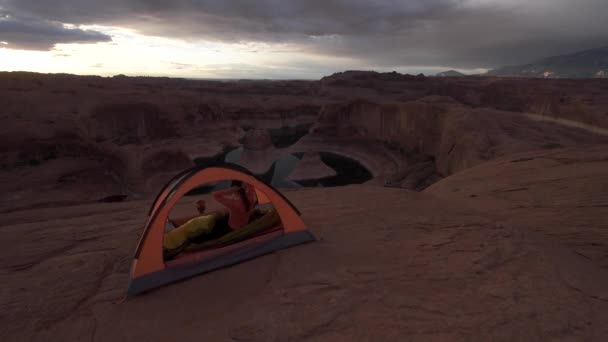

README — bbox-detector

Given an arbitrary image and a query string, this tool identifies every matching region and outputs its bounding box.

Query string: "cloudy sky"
[1,0,607,79]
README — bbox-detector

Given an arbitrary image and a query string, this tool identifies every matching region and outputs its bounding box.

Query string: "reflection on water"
[269,153,301,188]
[224,147,242,164]
[187,147,371,195]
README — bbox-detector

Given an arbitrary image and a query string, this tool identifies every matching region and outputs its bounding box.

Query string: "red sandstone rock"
[1,71,608,341]
[2,71,607,209]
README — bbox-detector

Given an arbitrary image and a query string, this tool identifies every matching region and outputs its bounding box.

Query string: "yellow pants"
[185,208,280,252]
[163,214,220,252]
[163,208,280,258]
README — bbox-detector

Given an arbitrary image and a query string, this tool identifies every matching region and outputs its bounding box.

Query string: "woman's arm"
[169,200,208,227]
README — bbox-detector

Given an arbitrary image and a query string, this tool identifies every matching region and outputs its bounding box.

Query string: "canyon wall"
[2,71,608,210]
[311,98,608,178]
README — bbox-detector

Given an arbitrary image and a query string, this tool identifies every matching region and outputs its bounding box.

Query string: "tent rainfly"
[126,163,315,297]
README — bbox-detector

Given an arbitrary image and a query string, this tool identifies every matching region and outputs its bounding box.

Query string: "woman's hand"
[195,200,206,214]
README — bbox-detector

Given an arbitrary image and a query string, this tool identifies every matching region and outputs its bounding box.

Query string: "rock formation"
[1,71,607,208]
[1,71,608,340]
[288,151,336,181]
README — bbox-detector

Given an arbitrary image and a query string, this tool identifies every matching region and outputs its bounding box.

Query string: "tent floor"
[127,230,315,297]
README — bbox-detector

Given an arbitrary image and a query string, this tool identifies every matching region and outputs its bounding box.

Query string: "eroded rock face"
[140,150,193,179]
[180,101,242,136]
[2,71,608,207]
[140,149,195,193]
[383,158,442,191]
[0,150,128,212]
[242,128,273,151]
[89,103,178,145]
[312,99,608,179]
[268,123,313,148]
[320,71,608,130]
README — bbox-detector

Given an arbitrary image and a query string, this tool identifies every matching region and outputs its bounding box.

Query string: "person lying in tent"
[163,181,280,259]
[168,199,208,227]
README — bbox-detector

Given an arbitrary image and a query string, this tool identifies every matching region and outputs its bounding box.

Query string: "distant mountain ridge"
[487,46,608,79]
[435,70,466,77]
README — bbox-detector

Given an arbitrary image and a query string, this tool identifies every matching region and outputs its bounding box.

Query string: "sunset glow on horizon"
[1,0,606,79]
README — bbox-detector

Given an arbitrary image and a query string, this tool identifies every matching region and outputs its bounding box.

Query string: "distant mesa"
[486,46,608,79]
[435,70,466,77]
[320,70,426,84]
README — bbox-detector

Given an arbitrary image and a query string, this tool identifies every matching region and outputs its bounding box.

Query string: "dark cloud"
[0,11,111,50]
[1,1,461,41]
[1,0,608,68]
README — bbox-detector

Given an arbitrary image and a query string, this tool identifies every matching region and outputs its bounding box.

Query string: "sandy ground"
[426,144,608,268]
[2,145,608,341]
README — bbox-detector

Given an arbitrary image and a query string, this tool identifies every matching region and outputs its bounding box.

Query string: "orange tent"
[126,163,315,297]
